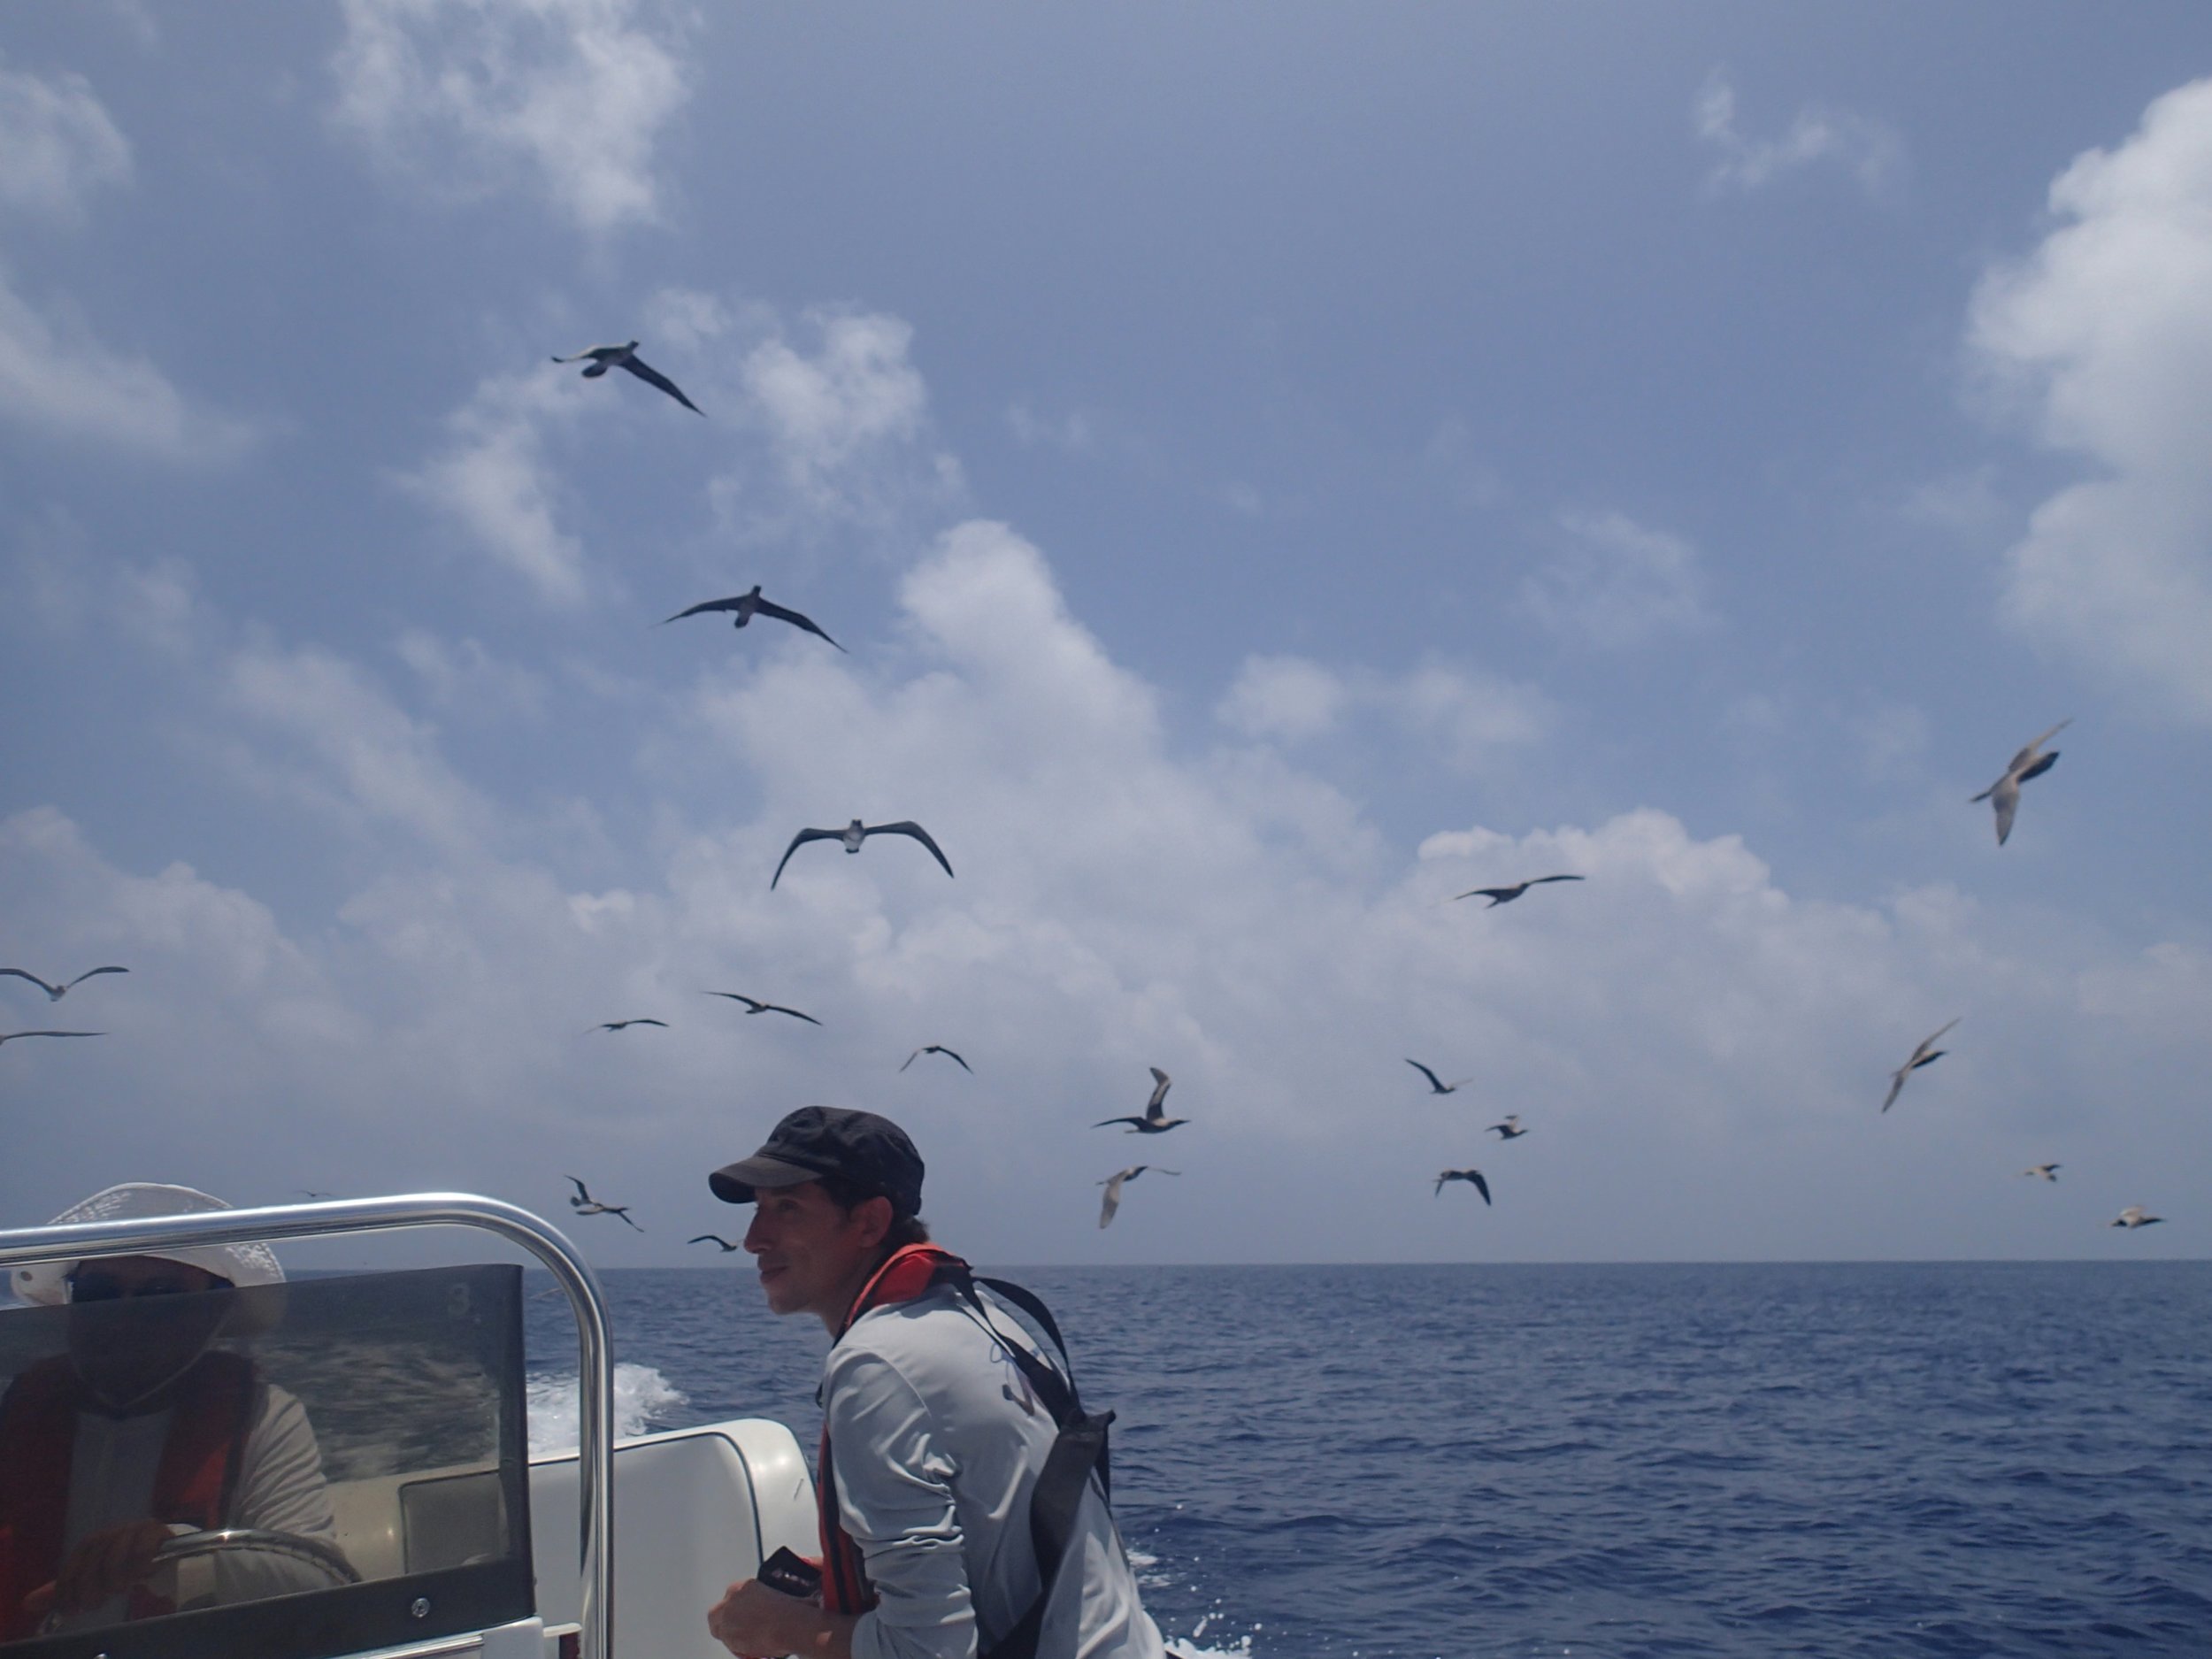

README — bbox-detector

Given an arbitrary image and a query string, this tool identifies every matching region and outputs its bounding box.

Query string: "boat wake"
[526,1362,687,1455]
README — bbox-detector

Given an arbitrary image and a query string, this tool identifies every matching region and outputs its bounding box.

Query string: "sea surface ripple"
[525,1261,2212,1657]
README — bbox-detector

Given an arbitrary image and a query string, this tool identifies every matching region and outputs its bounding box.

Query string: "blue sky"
[4,3,2210,1265]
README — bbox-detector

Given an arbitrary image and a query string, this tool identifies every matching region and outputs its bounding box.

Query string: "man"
[0,1183,342,1639]
[703,1107,1168,1659]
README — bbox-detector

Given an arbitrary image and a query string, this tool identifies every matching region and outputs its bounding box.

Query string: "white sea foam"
[526,1363,687,1455]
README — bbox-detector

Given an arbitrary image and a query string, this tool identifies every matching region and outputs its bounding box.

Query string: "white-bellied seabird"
[2020,1164,2060,1182]
[592,1018,668,1033]
[551,341,703,415]
[1097,1165,1179,1229]
[1454,875,1584,907]
[2110,1205,2162,1229]
[0,1029,103,1047]
[1434,1169,1492,1203]
[1971,720,2069,846]
[706,993,821,1025]
[772,820,955,889]
[2,966,127,1002]
[1881,1018,1959,1113]
[1489,1115,1528,1140]
[1406,1059,1471,1094]
[1094,1067,1188,1134]
[902,1044,972,1072]
[687,1234,743,1252]
[565,1176,643,1231]
[661,586,845,651]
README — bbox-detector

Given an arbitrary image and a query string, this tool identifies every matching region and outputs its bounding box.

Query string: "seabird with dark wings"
[2,966,127,1002]
[1454,875,1583,907]
[902,1044,972,1073]
[1488,1115,1528,1140]
[1406,1059,1471,1095]
[551,341,703,414]
[1094,1067,1187,1134]
[1433,1168,1492,1203]
[1881,1018,1959,1113]
[1971,720,2069,846]
[688,1234,743,1252]
[661,586,845,651]
[772,820,955,889]
[592,1018,668,1033]
[1097,1165,1179,1229]
[2021,1164,2060,1182]
[2110,1205,2163,1230]
[706,993,820,1025]
[565,1176,643,1231]
[0,1029,103,1048]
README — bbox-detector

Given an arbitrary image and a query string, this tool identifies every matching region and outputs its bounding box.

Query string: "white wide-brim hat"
[11,1183,286,1309]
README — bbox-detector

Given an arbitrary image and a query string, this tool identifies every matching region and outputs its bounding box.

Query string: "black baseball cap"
[710,1106,925,1217]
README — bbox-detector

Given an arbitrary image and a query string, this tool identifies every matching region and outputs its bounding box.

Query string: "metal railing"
[0,1194,614,1659]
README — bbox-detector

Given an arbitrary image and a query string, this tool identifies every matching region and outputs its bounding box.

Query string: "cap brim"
[709,1154,826,1204]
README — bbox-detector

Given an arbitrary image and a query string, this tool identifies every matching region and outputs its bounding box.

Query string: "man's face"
[66,1255,228,1409]
[742,1181,887,1323]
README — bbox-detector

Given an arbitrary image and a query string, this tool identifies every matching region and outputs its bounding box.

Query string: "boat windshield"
[0,1263,533,1659]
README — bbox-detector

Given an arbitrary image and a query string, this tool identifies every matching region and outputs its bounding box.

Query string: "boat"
[0,1192,819,1659]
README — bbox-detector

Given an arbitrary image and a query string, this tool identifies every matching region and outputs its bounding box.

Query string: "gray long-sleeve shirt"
[826,1283,1166,1659]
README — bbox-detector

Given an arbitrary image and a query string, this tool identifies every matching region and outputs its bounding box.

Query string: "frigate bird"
[1094,1067,1188,1134]
[592,1018,668,1033]
[1971,720,2069,846]
[1454,875,1584,907]
[565,1176,643,1232]
[1881,1018,1959,1113]
[2110,1205,2163,1229]
[0,1029,103,1047]
[551,341,703,414]
[1,966,127,1002]
[1488,1115,1528,1140]
[687,1234,743,1252]
[772,820,954,889]
[661,586,845,651]
[2020,1164,2060,1182]
[1097,1165,1179,1229]
[1434,1169,1492,1203]
[706,993,820,1025]
[901,1044,972,1073]
[1406,1059,1471,1094]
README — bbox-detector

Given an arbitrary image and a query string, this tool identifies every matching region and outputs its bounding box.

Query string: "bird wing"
[0,1029,102,1042]
[551,347,616,364]
[687,1234,731,1248]
[0,970,60,996]
[1531,875,1584,886]
[1986,776,2021,844]
[1098,1175,1126,1229]
[1880,1067,1909,1112]
[566,1176,592,1203]
[767,1003,822,1025]
[618,355,704,414]
[772,827,840,889]
[865,822,956,879]
[1470,1170,1492,1205]
[661,595,747,625]
[2008,719,2072,771]
[900,1048,922,1071]
[1147,1067,1171,1111]
[636,1018,669,1027]
[1913,1018,1961,1063]
[1433,1173,1448,1196]
[937,1047,973,1072]
[750,597,848,652]
[1093,1116,1144,1129]
[1455,887,1516,903]
[616,1208,645,1233]
[1406,1059,1448,1092]
[65,966,128,988]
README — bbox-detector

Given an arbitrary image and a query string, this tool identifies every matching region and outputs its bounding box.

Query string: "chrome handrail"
[0,1194,613,1659]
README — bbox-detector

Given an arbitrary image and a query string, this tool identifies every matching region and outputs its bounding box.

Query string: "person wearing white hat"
[0,1184,342,1640]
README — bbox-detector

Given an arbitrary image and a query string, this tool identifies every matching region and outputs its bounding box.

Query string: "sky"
[3,3,2210,1267]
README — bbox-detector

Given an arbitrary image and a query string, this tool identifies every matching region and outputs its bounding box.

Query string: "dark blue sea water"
[524,1263,2212,1657]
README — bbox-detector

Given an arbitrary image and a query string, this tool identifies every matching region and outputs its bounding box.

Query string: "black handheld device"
[757,1545,824,1600]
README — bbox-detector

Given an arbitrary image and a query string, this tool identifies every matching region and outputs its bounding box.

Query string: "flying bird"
[1881,1018,1960,1113]
[1094,1067,1188,1134]
[2110,1206,2163,1230]
[0,1030,103,1048]
[772,820,955,889]
[1970,720,2070,846]
[1406,1059,1471,1095]
[551,341,703,415]
[1,966,127,1002]
[705,993,821,1025]
[592,1018,668,1033]
[296,1189,336,1201]
[1488,1115,1528,1141]
[1433,1169,1492,1203]
[565,1176,643,1232]
[661,586,845,651]
[901,1044,972,1073]
[1454,876,1584,908]
[687,1234,743,1252]
[2020,1164,2060,1183]
[1097,1165,1179,1229]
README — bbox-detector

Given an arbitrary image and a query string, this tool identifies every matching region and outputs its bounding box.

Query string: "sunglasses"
[67,1271,233,1303]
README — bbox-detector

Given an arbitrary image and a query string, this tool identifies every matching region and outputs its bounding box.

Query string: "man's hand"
[706,1576,856,1659]
[22,1518,174,1620]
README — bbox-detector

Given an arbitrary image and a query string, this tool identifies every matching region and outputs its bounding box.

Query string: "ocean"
[523,1262,2212,1657]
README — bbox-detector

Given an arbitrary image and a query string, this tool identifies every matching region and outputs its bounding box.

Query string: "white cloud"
[741,311,953,512]
[1518,509,1717,648]
[1968,77,2212,723]
[395,628,549,720]
[1695,69,1905,198]
[329,0,692,234]
[1217,655,1350,742]
[0,268,256,463]
[0,53,132,222]
[1217,653,1551,769]
[1007,402,1095,455]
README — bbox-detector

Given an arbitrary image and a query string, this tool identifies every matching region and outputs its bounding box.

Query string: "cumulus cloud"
[1694,68,1904,198]
[1217,653,1551,769]
[329,0,692,234]
[1517,509,1717,648]
[1968,77,2212,724]
[0,52,132,222]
